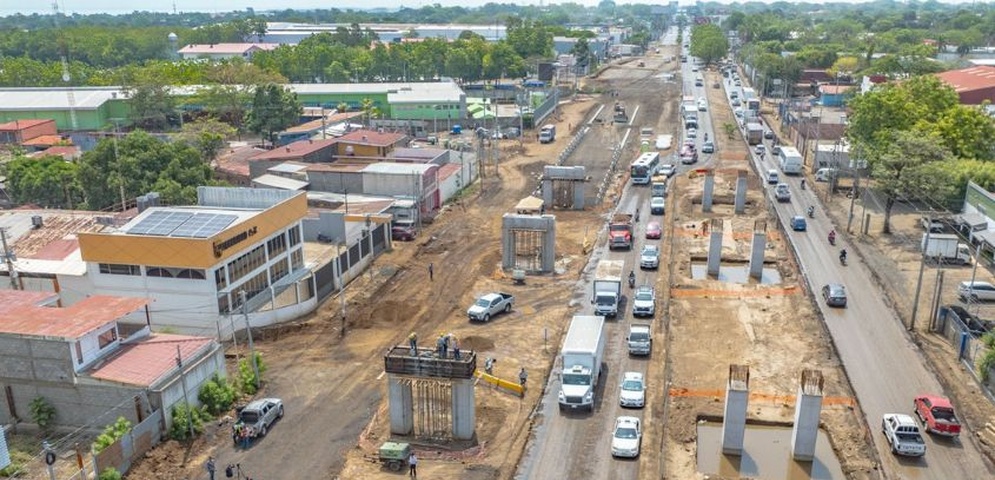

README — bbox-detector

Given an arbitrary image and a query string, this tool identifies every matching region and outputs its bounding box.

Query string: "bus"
[630,152,661,185]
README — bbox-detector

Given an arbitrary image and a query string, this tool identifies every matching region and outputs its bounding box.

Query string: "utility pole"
[175,345,195,439]
[910,221,931,331]
[112,119,127,211]
[240,290,261,389]
[1,228,18,290]
[846,147,860,234]
[335,242,347,336]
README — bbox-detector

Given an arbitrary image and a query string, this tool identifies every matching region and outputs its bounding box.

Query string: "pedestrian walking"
[408,332,418,355]
[519,367,528,387]
[428,263,434,281]
[408,451,418,477]
[206,456,216,480]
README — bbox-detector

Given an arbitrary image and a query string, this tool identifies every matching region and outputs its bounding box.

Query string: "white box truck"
[593,259,624,317]
[778,146,803,175]
[558,315,606,411]
[539,124,556,143]
[922,233,971,265]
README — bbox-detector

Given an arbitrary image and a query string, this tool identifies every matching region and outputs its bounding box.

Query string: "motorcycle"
[839,250,848,266]
[828,232,836,246]
[807,206,815,219]
[628,272,636,289]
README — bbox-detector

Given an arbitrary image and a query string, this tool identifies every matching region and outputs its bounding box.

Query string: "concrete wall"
[150,342,225,427]
[306,170,364,194]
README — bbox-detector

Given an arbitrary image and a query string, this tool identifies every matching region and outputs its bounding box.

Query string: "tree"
[177,118,236,163]
[689,24,729,65]
[360,97,381,127]
[3,155,80,208]
[76,131,214,210]
[245,83,302,146]
[869,130,953,233]
[125,80,178,131]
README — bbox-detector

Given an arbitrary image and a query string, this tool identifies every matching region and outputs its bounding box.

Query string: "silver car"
[640,245,660,269]
[238,398,284,438]
[958,281,995,302]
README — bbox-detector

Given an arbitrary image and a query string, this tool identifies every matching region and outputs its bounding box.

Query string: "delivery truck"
[558,315,606,412]
[922,233,971,265]
[746,123,764,145]
[593,259,624,317]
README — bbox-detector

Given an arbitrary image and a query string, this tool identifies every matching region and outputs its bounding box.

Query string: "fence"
[532,89,559,128]
[93,409,164,476]
[933,306,995,389]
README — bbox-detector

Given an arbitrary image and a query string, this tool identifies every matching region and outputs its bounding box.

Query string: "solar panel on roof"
[169,214,214,238]
[127,210,173,235]
[171,213,238,238]
[146,212,193,236]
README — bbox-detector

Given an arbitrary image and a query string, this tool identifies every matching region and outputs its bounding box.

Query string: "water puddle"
[696,422,845,480]
[690,263,782,284]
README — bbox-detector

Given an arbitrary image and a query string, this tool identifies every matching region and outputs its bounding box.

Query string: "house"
[337,130,408,158]
[215,144,265,186]
[29,145,81,161]
[935,66,995,105]
[177,43,280,60]
[250,138,338,164]
[0,119,57,144]
[362,163,439,214]
[0,290,225,429]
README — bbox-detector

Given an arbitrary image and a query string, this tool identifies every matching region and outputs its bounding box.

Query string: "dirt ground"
[660,67,877,479]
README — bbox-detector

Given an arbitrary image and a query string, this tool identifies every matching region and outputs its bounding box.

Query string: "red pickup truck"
[914,394,961,437]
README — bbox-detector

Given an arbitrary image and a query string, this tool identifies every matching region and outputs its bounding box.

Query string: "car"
[755,144,766,155]
[822,283,847,307]
[790,215,807,231]
[945,304,994,337]
[771,145,781,156]
[695,78,703,87]
[774,183,791,202]
[238,398,284,439]
[650,196,666,215]
[391,223,417,241]
[698,103,707,112]
[619,372,647,408]
[640,244,660,269]
[701,141,715,153]
[766,169,779,185]
[611,416,643,458]
[958,281,995,302]
[733,107,744,118]
[632,286,656,317]
[734,80,742,87]
[914,395,961,437]
[691,66,699,72]
[764,130,774,140]
[882,413,926,457]
[920,216,949,233]
[730,91,739,100]
[712,82,721,89]
[687,128,697,139]
[815,168,836,182]
[659,164,676,178]
[645,221,662,239]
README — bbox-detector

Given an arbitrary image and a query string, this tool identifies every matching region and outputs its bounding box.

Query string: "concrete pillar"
[387,375,414,435]
[573,181,586,210]
[734,170,748,214]
[542,178,553,207]
[748,221,766,280]
[707,219,723,278]
[791,370,825,461]
[542,215,557,272]
[722,364,750,455]
[702,170,715,212]
[451,378,476,440]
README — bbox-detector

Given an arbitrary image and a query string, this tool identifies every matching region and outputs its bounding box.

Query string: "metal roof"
[362,162,436,175]
[252,174,310,191]
[0,87,126,111]
[87,334,215,387]
[0,294,147,340]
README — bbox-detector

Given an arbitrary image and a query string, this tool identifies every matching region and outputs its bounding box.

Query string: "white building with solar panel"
[77,187,316,337]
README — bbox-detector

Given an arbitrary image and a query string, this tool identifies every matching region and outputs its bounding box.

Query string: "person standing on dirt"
[436,334,446,358]
[408,451,418,477]
[519,368,528,387]
[428,263,434,281]
[206,456,216,480]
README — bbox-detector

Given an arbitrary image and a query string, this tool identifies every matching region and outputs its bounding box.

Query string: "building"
[935,66,995,105]
[260,22,506,45]
[76,187,316,336]
[250,138,339,164]
[818,85,853,107]
[337,130,408,158]
[0,290,225,429]
[362,163,440,214]
[0,87,128,130]
[177,43,280,60]
[0,119,57,144]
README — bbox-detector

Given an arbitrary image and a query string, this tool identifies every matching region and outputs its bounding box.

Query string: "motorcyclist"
[839,248,848,264]
[628,270,636,288]
[828,229,836,245]
[635,208,640,222]
[801,178,807,190]
[807,206,815,218]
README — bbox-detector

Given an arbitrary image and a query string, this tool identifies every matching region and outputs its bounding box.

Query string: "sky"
[4,0,555,16]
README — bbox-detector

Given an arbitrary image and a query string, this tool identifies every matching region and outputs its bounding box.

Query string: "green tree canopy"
[2,156,80,208]
[689,24,729,65]
[245,83,302,146]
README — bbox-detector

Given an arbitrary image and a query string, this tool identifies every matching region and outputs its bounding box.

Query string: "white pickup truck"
[882,413,926,457]
[467,292,515,322]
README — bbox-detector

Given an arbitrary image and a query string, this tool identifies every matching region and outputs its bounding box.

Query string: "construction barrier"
[474,370,525,397]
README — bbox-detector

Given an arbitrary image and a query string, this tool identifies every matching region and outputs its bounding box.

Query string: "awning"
[955,212,987,229]
[252,174,309,191]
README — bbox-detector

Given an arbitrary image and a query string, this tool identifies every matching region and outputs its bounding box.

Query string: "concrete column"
[734,170,748,214]
[722,365,750,455]
[707,219,723,278]
[748,221,767,280]
[542,215,557,272]
[387,375,414,435]
[542,178,554,208]
[573,181,586,210]
[702,170,715,212]
[791,370,824,461]
[451,378,476,440]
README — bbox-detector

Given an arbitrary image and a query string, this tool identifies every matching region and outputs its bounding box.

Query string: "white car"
[632,286,656,317]
[687,128,697,139]
[958,281,995,302]
[611,416,642,458]
[659,164,676,178]
[640,245,660,269]
[650,196,666,215]
[619,372,646,408]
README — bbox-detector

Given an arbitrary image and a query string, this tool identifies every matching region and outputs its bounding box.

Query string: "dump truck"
[746,123,764,145]
[922,233,971,265]
[608,213,634,250]
[593,259,624,318]
[558,315,606,412]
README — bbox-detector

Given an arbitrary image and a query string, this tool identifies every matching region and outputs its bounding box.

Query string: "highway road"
[743,98,994,478]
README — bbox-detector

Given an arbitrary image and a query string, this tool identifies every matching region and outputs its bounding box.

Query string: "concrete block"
[791,370,824,461]
[749,222,766,280]
[451,378,476,440]
[707,219,723,277]
[387,375,414,436]
[735,170,748,214]
[722,364,750,455]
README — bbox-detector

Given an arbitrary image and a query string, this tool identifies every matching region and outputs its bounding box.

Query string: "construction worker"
[408,332,418,354]
[519,367,528,387]
[485,357,496,375]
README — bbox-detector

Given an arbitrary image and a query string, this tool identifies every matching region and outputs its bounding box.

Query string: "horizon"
[0,0,980,17]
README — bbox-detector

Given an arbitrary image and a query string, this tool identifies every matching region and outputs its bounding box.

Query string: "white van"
[778,146,804,175]
[766,169,779,184]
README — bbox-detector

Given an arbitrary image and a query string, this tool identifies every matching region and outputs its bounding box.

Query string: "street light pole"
[240,290,261,388]
[910,221,932,331]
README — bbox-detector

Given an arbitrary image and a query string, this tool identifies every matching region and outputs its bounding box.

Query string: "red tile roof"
[250,138,338,161]
[0,294,148,339]
[0,119,54,131]
[21,135,66,147]
[437,163,462,180]
[936,66,995,93]
[178,43,280,55]
[30,238,80,261]
[88,334,214,387]
[216,145,265,177]
[30,145,80,160]
[338,129,407,147]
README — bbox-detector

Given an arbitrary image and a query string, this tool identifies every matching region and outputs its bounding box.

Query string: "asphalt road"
[747,103,993,478]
